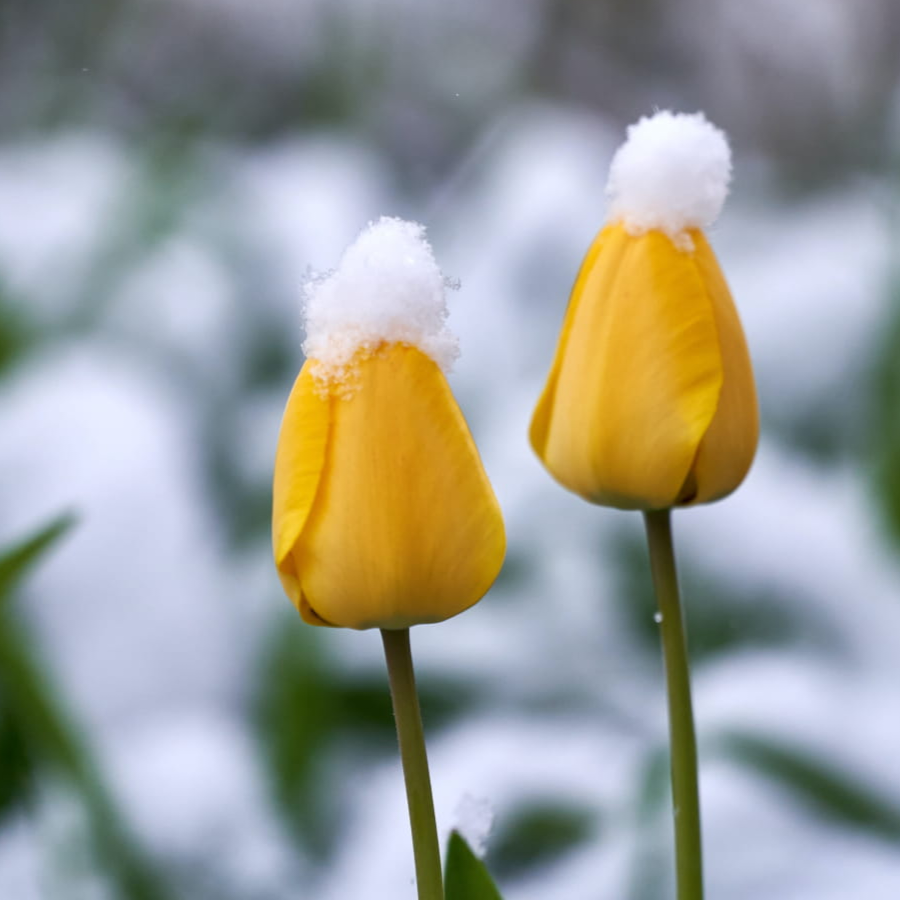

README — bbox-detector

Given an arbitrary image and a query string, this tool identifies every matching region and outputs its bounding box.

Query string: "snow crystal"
[302,216,459,389]
[453,794,495,858]
[606,110,731,247]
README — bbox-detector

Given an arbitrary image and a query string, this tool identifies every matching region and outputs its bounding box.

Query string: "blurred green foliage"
[252,614,478,860]
[0,694,33,823]
[486,798,597,881]
[610,530,841,666]
[0,516,174,900]
[868,274,900,547]
[0,514,76,600]
[0,281,33,377]
[627,745,674,900]
[72,138,202,331]
[719,731,900,844]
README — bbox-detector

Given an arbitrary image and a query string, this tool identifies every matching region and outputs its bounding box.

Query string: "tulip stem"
[643,509,704,900]
[381,627,445,900]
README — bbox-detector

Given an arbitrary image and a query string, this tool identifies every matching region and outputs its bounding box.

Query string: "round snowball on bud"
[606,110,732,248]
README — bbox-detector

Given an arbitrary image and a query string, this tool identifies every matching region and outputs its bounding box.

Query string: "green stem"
[643,509,704,900]
[381,628,444,900]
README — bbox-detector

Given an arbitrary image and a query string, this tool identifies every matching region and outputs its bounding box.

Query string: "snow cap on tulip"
[607,110,731,248]
[302,216,459,389]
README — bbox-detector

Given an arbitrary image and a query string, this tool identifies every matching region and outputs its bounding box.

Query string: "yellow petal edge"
[272,363,332,621]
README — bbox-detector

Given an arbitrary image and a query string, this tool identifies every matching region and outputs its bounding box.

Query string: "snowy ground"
[1,74,899,900]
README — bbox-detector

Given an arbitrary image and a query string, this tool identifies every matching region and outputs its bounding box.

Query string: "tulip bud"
[530,111,759,510]
[273,217,505,629]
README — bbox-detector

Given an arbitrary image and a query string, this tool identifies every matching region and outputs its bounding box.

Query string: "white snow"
[0,133,130,316]
[606,110,732,246]
[302,216,459,389]
[453,794,495,858]
[106,711,300,894]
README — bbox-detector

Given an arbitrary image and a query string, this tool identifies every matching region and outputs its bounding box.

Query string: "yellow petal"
[531,224,724,509]
[686,233,759,503]
[272,362,331,617]
[295,344,506,630]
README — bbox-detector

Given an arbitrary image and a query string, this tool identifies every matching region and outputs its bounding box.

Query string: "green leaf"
[0,514,84,794]
[720,731,900,842]
[0,700,33,822]
[445,830,504,900]
[0,282,34,377]
[0,513,77,602]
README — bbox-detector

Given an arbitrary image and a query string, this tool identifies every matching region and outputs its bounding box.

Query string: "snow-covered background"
[2,1,900,897]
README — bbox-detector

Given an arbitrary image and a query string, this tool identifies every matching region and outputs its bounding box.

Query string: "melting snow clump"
[453,793,495,859]
[606,110,731,246]
[302,216,459,389]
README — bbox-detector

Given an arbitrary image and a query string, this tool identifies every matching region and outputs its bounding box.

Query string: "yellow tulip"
[273,343,506,630]
[530,221,758,510]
